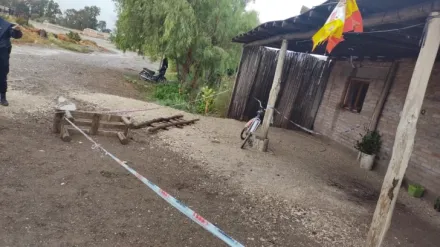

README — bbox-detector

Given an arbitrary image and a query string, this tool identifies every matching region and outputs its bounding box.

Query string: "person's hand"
[12,24,21,30]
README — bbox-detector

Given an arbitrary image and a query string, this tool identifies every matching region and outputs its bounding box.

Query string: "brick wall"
[314,60,392,148]
[377,61,440,197]
[315,60,440,198]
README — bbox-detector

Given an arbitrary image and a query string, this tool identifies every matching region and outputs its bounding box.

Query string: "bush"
[153,82,189,110]
[355,130,382,155]
[199,86,215,114]
[48,33,92,53]
[67,31,81,42]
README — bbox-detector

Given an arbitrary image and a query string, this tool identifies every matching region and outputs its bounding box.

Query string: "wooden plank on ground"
[117,132,129,145]
[148,119,199,132]
[74,119,126,130]
[132,115,184,129]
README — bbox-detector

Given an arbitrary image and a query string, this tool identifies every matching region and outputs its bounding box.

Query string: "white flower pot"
[360,152,376,170]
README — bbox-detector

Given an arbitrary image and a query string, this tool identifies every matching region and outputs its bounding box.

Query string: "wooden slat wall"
[228,46,331,130]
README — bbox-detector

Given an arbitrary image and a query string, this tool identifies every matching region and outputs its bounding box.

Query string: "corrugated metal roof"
[233,0,440,58]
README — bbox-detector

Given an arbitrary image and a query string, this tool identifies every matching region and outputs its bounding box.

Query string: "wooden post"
[121,116,132,136]
[53,112,64,133]
[60,125,72,142]
[259,39,288,152]
[90,114,100,135]
[366,12,440,247]
[369,62,399,131]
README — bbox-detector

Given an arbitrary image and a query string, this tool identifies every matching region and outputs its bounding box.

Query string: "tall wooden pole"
[366,12,440,247]
[259,39,288,152]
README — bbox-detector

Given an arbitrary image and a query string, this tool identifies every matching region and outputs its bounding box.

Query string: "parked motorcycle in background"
[139,58,168,83]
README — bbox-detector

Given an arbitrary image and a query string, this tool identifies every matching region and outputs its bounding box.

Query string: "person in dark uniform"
[0,17,22,106]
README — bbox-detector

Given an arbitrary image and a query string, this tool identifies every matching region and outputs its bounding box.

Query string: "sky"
[56,0,327,30]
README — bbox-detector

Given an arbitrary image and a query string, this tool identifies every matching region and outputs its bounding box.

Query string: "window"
[342,78,370,113]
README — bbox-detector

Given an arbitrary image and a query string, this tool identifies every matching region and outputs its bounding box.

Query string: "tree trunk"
[191,64,200,89]
[181,48,193,83]
[175,59,180,81]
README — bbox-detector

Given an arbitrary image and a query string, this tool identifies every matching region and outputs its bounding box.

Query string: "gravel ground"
[1,43,439,247]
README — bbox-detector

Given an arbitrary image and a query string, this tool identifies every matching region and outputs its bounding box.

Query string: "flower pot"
[359,152,375,170]
[408,184,424,198]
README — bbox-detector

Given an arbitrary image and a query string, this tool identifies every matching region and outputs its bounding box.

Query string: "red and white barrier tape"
[64,117,245,247]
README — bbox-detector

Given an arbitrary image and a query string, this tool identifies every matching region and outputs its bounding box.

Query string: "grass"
[48,34,93,53]
[4,15,95,54]
[124,73,234,117]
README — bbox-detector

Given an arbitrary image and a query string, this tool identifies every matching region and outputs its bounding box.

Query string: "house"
[231,2,440,239]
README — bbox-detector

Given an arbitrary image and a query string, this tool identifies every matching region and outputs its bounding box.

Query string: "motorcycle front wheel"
[157,77,167,83]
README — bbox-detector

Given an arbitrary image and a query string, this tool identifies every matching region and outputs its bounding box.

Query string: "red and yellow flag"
[312,0,363,53]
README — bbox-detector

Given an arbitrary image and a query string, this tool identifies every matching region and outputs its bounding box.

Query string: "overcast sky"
[56,0,326,30]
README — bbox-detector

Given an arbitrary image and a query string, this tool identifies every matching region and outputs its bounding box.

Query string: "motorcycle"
[139,58,168,83]
[139,67,167,83]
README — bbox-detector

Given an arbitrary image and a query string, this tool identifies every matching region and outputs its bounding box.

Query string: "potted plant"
[408,184,425,198]
[355,130,382,170]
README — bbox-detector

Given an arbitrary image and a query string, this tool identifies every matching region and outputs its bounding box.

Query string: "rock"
[56,96,76,111]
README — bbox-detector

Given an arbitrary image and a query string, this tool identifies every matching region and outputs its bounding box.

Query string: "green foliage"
[355,130,382,155]
[153,82,190,110]
[56,6,101,30]
[67,31,81,42]
[200,86,215,114]
[97,20,107,32]
[48,33,92,53]
[114,0,259,88]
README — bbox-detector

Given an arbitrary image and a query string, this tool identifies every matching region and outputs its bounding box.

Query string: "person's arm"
[11,26,22,39]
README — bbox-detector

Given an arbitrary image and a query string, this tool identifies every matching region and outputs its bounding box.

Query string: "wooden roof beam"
[244,0,440,47]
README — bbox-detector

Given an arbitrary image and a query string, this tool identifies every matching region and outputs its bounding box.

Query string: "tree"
[45,0,61,21]
[56,6,101,30]
[97,20,107,32]
[114,0,259,89]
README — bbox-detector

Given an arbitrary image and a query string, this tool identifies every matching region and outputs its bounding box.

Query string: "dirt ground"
[1,44,440,247]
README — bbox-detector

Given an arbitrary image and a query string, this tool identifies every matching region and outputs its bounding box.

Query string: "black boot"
[0,93,8,106]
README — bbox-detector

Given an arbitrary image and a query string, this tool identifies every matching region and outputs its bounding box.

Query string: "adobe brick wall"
[314,60,392,149]
[377,61,440,198]
[314,60,440,198]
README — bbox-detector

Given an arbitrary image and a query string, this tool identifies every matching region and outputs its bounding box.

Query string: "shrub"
[67,31,81,42]
[153,82,189,110]
[355,130,382,155]
[200,86,215,114]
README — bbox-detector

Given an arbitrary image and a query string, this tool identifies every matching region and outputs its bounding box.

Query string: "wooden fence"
[228,46,331,130]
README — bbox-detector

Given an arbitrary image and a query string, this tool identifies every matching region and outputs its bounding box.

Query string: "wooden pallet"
[53,111,133,145]
[132,114,199,132]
